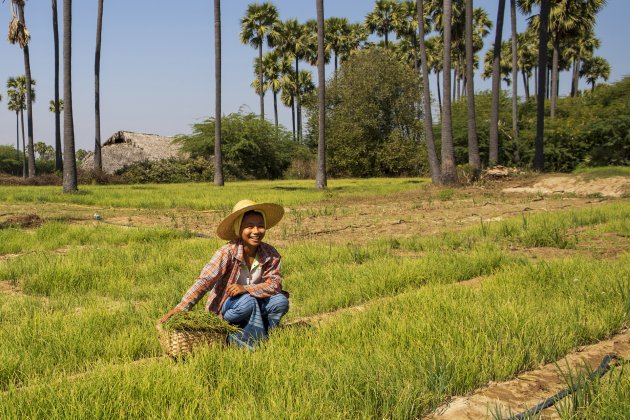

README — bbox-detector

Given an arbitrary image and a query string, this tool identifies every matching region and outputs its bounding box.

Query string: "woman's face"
[240,212,266,248]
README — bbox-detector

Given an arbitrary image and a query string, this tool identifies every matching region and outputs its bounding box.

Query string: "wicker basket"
[157,324,225,357]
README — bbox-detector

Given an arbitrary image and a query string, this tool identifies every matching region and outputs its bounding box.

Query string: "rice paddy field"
[0,176,629,419]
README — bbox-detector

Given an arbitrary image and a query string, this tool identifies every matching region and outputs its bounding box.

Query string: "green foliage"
[0,145,22,175]
[306,47,425,177]
[177,112,301,180]
[115,157,214,184]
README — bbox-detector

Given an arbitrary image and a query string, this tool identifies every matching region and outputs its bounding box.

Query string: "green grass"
[572,165,630,179]
[0,181,628,417]
[0,178,427,210]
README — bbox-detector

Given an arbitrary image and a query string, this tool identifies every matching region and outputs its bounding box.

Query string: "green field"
[0,179,628,418]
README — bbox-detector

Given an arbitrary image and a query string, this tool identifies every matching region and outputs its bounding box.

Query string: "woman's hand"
[226,284,247,297]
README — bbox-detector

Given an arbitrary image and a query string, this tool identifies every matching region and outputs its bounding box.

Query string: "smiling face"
[239,211,266,249]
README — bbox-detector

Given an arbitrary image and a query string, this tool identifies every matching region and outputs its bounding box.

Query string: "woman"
[160,199,289,349]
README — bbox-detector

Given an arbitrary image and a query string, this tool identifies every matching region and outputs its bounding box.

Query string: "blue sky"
[1,0,628,151]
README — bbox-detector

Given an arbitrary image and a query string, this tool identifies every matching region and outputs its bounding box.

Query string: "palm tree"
[465,0,480,178]
[297,70,315,143]
[260,51,291,132]
[63,0,78,192]
[280,73,297,141]
[426,36,443,116]
[8,0,36,177]
[488,0,506,166]
[52,0,62,171]
[94,0,104,173]
[580,56,610,92]
[213,0,224,186]
[567,30,599,96]
[366,0,398,49]
[509,0,519,162]
[325,17,350,78]
[7,76,35,178]
[315,0,326,190]
[534,0,550,171]
[7,94,22,170]
[240,2,279,120]
[441,0,457,185]
[276,19,310,143]
[49,99,64,113]
[417,0,440,183]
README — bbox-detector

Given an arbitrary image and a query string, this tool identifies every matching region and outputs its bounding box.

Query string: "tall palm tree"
[297,70,315,143]
[366,0,398,49]
[260,51,291,132]
[510,0,519,162]
[316,0,326,190]
[276,19,310,143]
[580,55,610,92]
[7,94,22,173]
[488,0,506,166]
[441,0,457,185]
[240,2,279,120]
[325,17,350,78]
[568,30,599,96]
[465,0,480,178]
[7,76,35,178]
[94,0,104,173]
[417,0,440,183]
[8,0,36,177]
[52,0,62,171]
[214,0,224,186]
[534,0,550,171]
[426,36,444,116]
[280,73,297,141]
[63,0,78,192]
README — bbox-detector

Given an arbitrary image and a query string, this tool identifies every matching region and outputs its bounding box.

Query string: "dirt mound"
[503,175,630,197]
[0,213,43,228]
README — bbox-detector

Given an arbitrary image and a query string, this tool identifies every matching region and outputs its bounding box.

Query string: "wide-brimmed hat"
[216,199,284,240]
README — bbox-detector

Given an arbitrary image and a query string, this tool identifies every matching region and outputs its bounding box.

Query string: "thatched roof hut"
[81,131,184,174]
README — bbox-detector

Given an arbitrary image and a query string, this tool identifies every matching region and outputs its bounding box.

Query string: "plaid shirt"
[160,240,283,321]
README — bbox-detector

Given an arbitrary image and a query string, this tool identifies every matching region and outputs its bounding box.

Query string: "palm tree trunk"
[17,4,36,178]
[295,58,301,143]
[258,43,265,120]
[570,55,580,97]
[315,0,327,189]
[534,0,550,171]
[440,0,457,185]
[550,36,559,118]
[94,0,103,173]
[489,0,506,166]
[334,52,338,80]
[465,0,480,179]
[436,70,442,116]
[522,70,530,101]
[417,0,440,183]
[15,112,20,176]
[510,0,519,163]
[63,0,77,192]
[52,0,62,171]
[20,109,26,178]
[291,98,296,142]
[214,0,224,186]
[273,91,278,132]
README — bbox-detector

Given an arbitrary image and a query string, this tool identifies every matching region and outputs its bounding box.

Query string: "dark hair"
[243,210,264,219]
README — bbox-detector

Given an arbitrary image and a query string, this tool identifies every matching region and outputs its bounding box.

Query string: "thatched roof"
[81,131,184,174]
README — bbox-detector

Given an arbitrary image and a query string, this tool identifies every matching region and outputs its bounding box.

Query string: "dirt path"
[426,329,630,420]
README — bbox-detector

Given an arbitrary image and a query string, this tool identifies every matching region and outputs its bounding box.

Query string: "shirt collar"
[232,239,271,264]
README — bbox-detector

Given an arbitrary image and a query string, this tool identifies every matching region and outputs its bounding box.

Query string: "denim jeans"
[222,293,289,349]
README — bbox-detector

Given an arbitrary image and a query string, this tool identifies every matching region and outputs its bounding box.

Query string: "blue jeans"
[222,293,289,349]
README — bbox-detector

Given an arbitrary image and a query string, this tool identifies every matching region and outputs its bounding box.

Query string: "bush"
[177,112,298,180]
[115,157,214,184]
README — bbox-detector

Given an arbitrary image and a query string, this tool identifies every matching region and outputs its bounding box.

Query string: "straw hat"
[216,199,284,240]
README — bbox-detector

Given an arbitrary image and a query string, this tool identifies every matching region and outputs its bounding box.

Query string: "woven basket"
[157,324,225,357]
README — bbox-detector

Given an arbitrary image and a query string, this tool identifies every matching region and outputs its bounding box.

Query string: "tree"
[311,48,423,177]
[365,0,398,49]
[275,19,310,143]
[580,56,610,92]
[6,87,21,168]
[425,36,444,115]
[440,0,457,184]
[509,0,519,162]
[488,0,506,166]
[417,0,440,183]
[315,0,326,189]
[49,99,64,112]
[34,141,54,161]
[52,0,62,171]
[7,76,35,178]
[240,2,279,120]
[325,17,350,78]
[8,0,36,177]
[567,30,599,96]
[214,0,224,186]
[94,0,104,173]
[465,0,480,178]
[534,0,550,171]
[63,0,78,192]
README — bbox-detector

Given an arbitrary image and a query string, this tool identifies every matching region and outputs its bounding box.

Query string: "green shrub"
[115,157,214,184]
